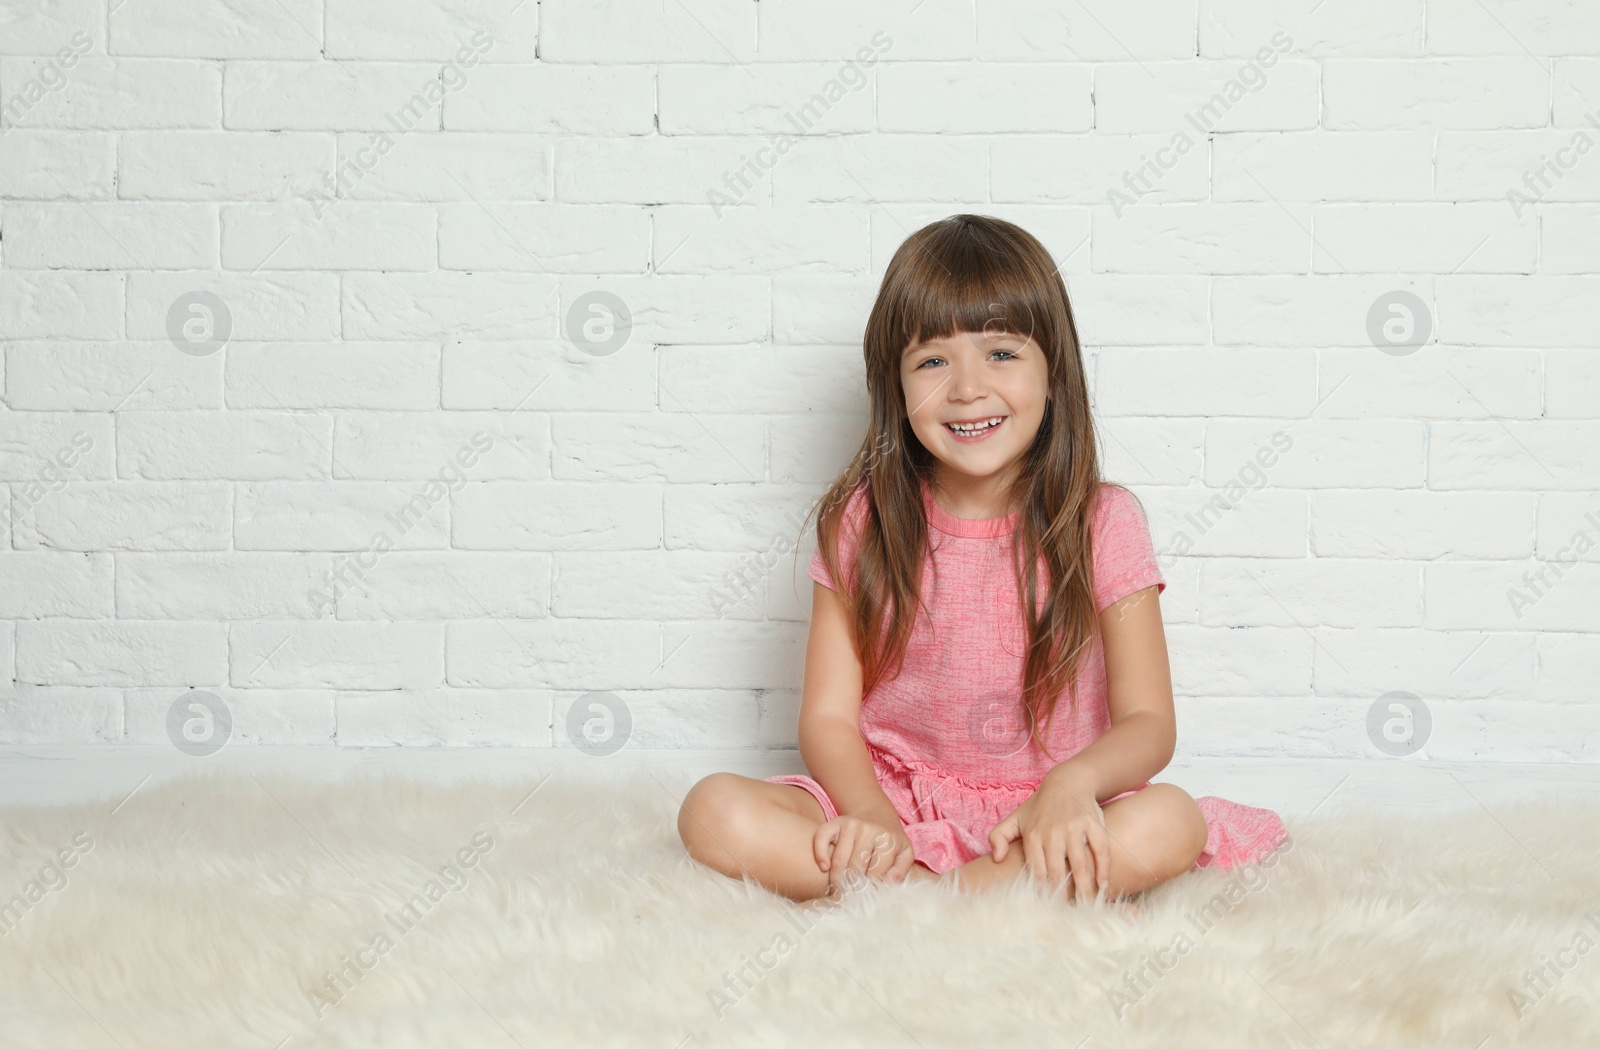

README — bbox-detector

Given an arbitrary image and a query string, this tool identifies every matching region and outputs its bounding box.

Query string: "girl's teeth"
[948,418,1001,433]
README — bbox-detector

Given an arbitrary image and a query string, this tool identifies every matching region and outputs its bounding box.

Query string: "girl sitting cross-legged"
[677,213,1288,906]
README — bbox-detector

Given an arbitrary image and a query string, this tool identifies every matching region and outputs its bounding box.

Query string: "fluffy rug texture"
[2,769,1599,1048]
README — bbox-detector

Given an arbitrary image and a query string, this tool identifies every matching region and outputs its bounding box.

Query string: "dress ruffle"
[1192,796,1289,871]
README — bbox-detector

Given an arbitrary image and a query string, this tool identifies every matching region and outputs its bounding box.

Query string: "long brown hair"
[799,213,1121,761]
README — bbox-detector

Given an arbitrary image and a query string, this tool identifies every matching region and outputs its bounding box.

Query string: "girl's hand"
[988,767,1110,904]
[813,814,915,898]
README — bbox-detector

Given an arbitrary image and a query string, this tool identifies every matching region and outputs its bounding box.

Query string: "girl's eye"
[915,350,1017,369]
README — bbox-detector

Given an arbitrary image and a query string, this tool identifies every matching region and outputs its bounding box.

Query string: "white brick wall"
[1,1,1597,760]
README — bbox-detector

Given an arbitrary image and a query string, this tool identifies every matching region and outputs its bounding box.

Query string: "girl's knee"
[677,773,756,862]
[1113,784,1207,876]
[1144,784,1208,864]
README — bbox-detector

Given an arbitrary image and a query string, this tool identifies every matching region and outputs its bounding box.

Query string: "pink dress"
[768,478,1287,876]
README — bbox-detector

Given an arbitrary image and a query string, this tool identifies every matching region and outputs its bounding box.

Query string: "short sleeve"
[809,483,869,592]
[1091,484,1165,614]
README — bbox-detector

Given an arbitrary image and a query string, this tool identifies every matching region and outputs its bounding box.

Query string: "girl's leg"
[943,783,1208,900]
[679,772,905,903]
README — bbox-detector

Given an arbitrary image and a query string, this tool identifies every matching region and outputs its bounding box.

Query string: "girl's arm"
[797,580,901,828]
[1043,584,1176,803]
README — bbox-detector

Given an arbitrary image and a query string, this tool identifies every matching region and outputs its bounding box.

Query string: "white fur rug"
[2,769,1598,1048]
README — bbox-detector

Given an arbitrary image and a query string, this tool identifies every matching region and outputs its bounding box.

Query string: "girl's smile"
[942,415,1009,442]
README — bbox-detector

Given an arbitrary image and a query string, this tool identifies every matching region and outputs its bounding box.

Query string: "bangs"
[886,231,1048,356]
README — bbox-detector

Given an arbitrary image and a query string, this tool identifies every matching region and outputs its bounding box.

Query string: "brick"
[226,343,438,411]
[0,131,114,198]
[769,412,873,485]
[16,620,226,686]
[1214,132,1435,201]
[540,1,758,62]
[0,272,123,339]
[1540,206,1600,274]
[1141,486,1310,559]
[230,621,444,689]
[551,413,766,483]
[1437,132,1600,206]
[1096,348,1316,416]
[119,131,333,201]
[980,0,1198,61]
[1,58,220,128]
[659,63,874,135]
[334,689,551,747]
[224,61,444,131]
[334,553,550,620]
[124,687,335,746]
[341,272,558,341]
[221,202,436,271]
[652,620,807,689]
[1095,418,1207,485]
[116,411,332,480]
[771,274,882,345]
[1093,204,1311,273]
[992,134,1208,207]
[1426,561,1600,632]
[452,482,663,551]
[1426,0,1600,56]
[1095,60,1318,133]
[1165,625,1312,697]
[1323,60,1550,129]
[1430,422,1600,490]
[332,413,544,480]
[10,482,231,552]
[1314,347,1541,419]
[127,272,339,342]
[1437,277,1600,346]
[1066,276,1210,345]
[1536,634,1600,703]
[556,690,761,749]
[235,481,450,551]
[0,687,121,745]
[1200,0,1425,58]
[1312,490,1535,559]
[3,203,216,269]
[325,1,536,61]
[0,2,103,55]
[445,618,661,688]
[335,132,551,201]
[3,341,221,411]
[1207,419,1426,488]
[880,63,1091,133]
[658,344,867,415]
[1545,349,1600,418]
[1535,494,1600,563]
[1311,628,1536,699]
[1553,59,1600,126]
[0,412,114,481]
[0,552,111,617]
[557,550,778,621]
[1201,557,1422,628]
[110,0,323,59]
[1213,276,1435,347]
[440,204,647,272]
[441,340,656,411]
[117,553,335,619]
[1312,204,1536,274]
[446,64,654,132]
[788,134,990,205]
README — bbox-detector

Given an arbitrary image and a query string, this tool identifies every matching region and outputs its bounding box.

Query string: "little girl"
[678,214,1287,905]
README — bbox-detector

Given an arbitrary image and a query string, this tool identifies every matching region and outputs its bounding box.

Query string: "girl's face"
[900,327,1050,488]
